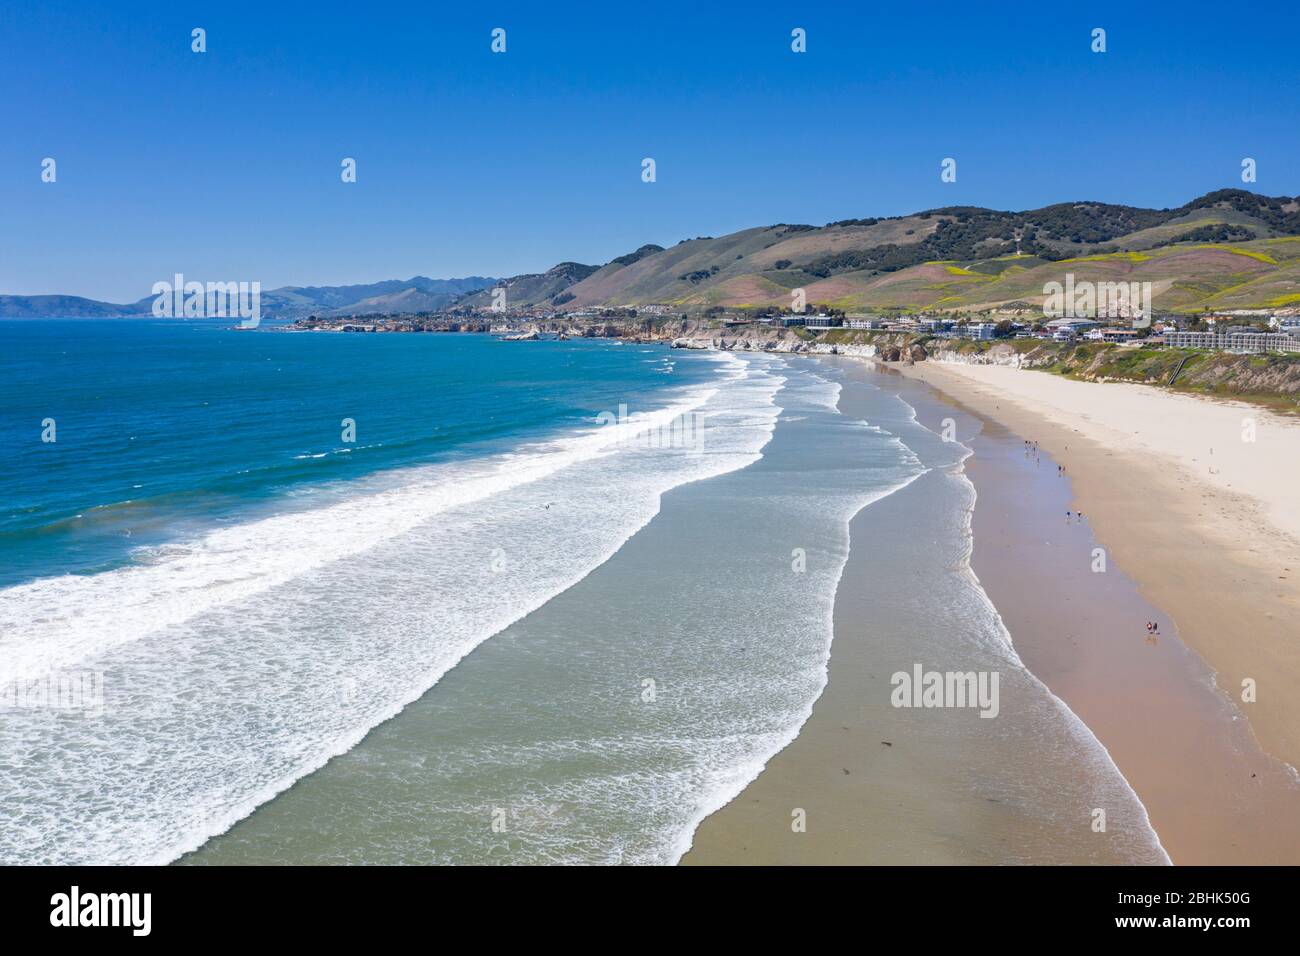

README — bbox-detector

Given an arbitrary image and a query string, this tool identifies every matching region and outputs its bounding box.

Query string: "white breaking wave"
[899,393,1171,865]
[667,373,929,864]
[0,364,736,687]
[0,351,786,864]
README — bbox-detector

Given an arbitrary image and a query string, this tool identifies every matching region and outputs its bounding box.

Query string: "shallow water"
[0,327,1165,864]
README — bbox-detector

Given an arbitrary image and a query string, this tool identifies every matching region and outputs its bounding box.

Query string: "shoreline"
[685,357,1167,865]
[910,364,1300,864]
[686,355,1300,865]
[901,360,1300,784]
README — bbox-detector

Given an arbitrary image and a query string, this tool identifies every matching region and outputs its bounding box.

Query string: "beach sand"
[686,358,1300,865]
[902,361,1300,788]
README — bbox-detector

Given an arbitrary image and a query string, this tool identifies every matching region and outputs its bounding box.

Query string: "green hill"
[476,189,1300,315]
[454,262,600,311]
[1,276,498,320]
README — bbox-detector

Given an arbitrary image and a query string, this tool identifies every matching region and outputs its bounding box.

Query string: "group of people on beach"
[1022,439,1076,481]
[1021,436,1162,648]
[1022,439,1083,508]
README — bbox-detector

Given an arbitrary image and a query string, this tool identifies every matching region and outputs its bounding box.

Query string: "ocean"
[0,320,1164,864]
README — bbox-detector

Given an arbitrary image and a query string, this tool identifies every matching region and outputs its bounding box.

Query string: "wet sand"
[686,359,1300,865]
[925,378,1300,864]
[904,360,1300,779]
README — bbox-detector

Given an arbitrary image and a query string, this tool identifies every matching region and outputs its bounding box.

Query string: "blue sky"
[3,1,1297,300]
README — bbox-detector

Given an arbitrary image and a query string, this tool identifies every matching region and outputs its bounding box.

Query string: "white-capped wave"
[0,351,787,864]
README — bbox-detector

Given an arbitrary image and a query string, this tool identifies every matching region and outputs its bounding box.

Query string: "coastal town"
[289,302,1300,355]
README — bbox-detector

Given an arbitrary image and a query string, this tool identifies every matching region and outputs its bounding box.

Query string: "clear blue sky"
[3,0,1297,301]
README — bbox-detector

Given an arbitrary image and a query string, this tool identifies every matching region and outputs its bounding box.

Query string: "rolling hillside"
[8,190,1299,319]
[0,294,154,318]
[261,276,496,318]
[477,190,1300,315]
[0,276,497,319]
[453,262,601,310]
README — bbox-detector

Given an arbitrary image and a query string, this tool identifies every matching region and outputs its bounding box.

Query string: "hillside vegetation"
[472,190,1300,315]
[0,276,498,320]
[924,338,1300,409]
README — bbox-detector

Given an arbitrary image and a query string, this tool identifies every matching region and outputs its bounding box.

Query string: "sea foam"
[0,351,785,864]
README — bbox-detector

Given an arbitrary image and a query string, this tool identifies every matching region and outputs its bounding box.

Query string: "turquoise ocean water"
[0,321,1164,864]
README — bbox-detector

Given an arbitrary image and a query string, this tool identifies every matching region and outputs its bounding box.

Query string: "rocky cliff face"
[666,327,932,362]
[651,322,885,357]
[541,317,835,352]
[669,332,880,357]
[922,341,1034,367]
[922,338,1300,400]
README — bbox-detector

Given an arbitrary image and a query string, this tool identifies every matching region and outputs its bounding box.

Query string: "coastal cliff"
[924,339,1300,400]
[661,322,1300,404]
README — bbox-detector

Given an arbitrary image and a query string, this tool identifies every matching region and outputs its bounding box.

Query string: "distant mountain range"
[9,190,1300,319]
[461,189,1300,315]
[0,276,497,319]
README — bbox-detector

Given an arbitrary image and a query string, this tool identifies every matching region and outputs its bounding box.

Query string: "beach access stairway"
[1166,353,1194,387]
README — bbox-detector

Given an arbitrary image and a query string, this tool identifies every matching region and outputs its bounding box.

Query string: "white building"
[954,323,997,340]
[1164,330,1300,353]
[1045,317,1100,333]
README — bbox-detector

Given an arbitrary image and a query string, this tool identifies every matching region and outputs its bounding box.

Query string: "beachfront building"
[1044,317,1100,343]
[952,322,997,340]
[845,315,885,329]
[1045,317,1100,333]
[1164,330,1300,353]
[804,314,844,329]
[883,318,920,332]
[918,317,954,333]
[1086,328,1145,343]
[1164,331,1216,349]
[780,316,806,327]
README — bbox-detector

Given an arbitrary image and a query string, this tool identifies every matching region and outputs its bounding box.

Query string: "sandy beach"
[904,360,1300,785]
[687,356,1300,865]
